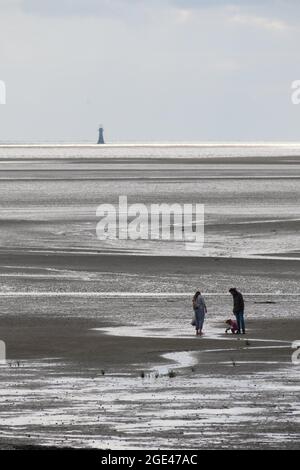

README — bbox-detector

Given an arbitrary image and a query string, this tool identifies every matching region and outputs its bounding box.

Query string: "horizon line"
[1,140,300,149]
[0,292,299,297]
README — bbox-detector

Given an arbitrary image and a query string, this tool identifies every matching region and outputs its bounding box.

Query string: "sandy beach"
[0,146,299,449]
[0,302,299,449]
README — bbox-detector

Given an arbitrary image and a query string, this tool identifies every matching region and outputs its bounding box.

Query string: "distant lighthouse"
[97,126,105,144]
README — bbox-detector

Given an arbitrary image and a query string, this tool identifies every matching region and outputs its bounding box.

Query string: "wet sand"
[0,147,299,449]
[0,311,299,370]
[0,313,299,449]
[0,250,300,277]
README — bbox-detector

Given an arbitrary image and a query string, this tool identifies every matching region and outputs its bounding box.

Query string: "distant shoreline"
[1,141,300,149]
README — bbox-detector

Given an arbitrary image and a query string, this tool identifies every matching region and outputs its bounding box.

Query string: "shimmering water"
[0,144,299,259]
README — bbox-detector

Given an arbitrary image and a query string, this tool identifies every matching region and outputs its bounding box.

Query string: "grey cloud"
[20,0,139,17]
[172,0,294,5]
[19,0,198,18]
[17,0,293,18]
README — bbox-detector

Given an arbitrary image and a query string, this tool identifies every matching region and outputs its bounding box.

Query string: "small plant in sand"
[168,370,176,378]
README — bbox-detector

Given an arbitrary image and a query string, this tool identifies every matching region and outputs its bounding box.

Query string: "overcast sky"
[0,0,300,142]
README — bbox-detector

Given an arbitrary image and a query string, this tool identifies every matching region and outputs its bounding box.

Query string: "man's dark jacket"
[232,291,244,314]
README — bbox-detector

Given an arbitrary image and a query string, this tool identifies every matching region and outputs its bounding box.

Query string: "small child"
[225,319,238,334]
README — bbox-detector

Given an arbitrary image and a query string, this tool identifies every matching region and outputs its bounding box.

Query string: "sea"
[0,142,299,259]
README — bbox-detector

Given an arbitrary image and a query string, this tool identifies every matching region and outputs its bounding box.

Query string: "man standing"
[229,288,245,334]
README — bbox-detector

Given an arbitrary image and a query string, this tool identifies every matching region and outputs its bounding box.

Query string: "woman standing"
[192,291,207,336]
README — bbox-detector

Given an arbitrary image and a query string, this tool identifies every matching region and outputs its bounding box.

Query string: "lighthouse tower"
[97,126,105,144]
